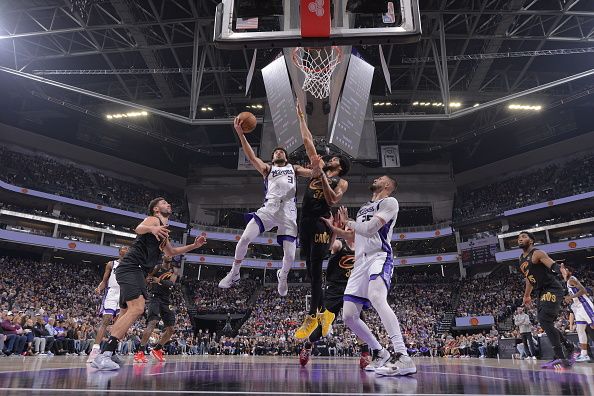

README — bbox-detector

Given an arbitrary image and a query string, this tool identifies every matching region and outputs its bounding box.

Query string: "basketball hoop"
[292,46,343,99]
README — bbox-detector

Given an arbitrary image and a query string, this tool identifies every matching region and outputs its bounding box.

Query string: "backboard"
[214,0,421,49]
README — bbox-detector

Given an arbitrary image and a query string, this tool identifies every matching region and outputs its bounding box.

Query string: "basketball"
[237,112,257,133]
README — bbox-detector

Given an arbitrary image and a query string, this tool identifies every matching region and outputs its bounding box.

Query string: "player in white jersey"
[87,246,128,363]
[561,264,594,362]
[219,117,319,294]
[322,175,416,376]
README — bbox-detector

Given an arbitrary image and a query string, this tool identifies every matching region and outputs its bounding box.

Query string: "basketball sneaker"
[317,309,335,337]
[111,353,125,366]
[541,358,572,369]
[575,354,591,363]
[87,345,101,363]
[151,348,165,362]
[359,351,372,370]
[277,269,289,297]
[218,270,240,289]
[299,345,312,367]
[365,348,391,372]
[375,353,417,377]
[133,351,148,363]
[295,315,319,339]
[91,353,120,371]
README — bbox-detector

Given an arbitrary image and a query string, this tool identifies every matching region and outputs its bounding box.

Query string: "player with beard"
[323,176,416,376]
[517,231,574,369]
[294,101,350,340]
[219,117,319,294]
[91,197,206,371]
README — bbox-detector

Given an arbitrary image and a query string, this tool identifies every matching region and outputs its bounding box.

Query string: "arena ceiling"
[0,0,592,175]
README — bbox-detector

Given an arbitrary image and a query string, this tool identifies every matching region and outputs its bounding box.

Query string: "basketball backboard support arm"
[213,0,421,49]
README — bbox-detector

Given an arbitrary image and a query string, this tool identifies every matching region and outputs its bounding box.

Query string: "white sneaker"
[218,270,240,289]
[575,355,591,363]
[90,353,120,371]
[365,348,391,372]
[376,353,417,377]
[531,356,537,360]
[87,346,101,363]
[277,270,288,296]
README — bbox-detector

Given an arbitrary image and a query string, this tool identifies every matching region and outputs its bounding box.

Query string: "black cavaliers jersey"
[150,265,175,303]
[518,249,563,293]
[326,239,354,286]
[302,175,341,218]
[119,217,167,274]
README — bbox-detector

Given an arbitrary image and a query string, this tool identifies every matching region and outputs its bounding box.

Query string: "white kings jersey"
[567,276,594,307]
[264,164,297,202]
[354,197,399,258]
[107,259,121,289]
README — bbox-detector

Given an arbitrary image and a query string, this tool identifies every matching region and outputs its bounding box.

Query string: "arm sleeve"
[346,217,384,237]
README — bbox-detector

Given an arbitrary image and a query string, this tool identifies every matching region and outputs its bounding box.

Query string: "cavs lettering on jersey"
[107,260,120,289]
[264,164,296,202]
[354,197,399,258]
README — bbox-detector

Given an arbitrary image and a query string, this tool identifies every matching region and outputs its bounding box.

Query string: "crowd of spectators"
[0,256,191,357]
[0,146,186,221]
[456,275,524,321]
[188,279,259,314]
[454,152,594,222]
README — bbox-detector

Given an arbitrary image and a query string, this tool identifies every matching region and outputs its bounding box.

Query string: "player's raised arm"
[234,117,270,177]
[296,101,320,163]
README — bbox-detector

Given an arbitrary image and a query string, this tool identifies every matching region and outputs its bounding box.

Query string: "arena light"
[473,103,480,107]
[200,106,214,112]
[508,104,542,111]
[449,102,461,108]
[105,110,148,120]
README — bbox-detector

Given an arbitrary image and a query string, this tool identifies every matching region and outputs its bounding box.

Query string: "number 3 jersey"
[264,164,296,202]
[354,197,399,259]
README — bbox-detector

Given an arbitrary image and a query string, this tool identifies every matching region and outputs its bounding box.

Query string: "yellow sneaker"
[295,314,319,339]
[317,309,335,337]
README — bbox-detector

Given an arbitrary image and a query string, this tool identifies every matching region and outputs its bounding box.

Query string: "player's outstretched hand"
[151,225,170,241]
[234,117,245,136]
[193,235,207,248]
[336,206,349,228]
[320,213,335,229]
[522,295,532,308]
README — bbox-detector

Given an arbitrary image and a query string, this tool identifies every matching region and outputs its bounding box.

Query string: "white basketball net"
[292,47,342,99]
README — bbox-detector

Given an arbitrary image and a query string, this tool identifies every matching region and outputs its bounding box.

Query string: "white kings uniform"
[99,260,121,316]
[246,164,298,244]
[567,276,594,325]
[343,197,399,308]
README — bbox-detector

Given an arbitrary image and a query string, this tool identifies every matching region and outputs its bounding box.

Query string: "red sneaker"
[299,347,311,367]
[151,348,166,362]
[133,351,148,363]
[359,351,371,370]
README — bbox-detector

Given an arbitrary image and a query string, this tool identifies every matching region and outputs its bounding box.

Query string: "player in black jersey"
[518,231,574,369]
[299,221,362,366]
[91,197,206,371]
[295,101,350,340]
[135,256,178,363]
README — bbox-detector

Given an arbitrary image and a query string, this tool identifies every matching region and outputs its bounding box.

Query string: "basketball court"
[1,355,593,395]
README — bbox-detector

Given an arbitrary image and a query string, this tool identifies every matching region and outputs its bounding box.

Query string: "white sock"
[231,263,241,274]
[581,349,588,356]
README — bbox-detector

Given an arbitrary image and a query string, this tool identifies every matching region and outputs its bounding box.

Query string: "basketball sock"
[368,277,408,355]
[103,336,119,355]
[281,240,296,275]
[343,301,381,351]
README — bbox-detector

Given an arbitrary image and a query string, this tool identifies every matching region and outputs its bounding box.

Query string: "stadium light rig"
[106,111,148,119]
[508,104,542,111]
